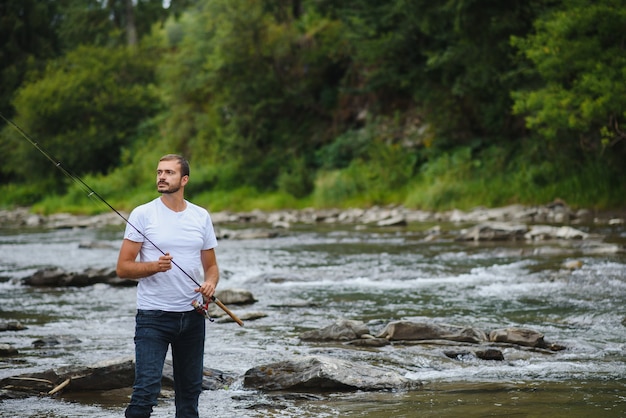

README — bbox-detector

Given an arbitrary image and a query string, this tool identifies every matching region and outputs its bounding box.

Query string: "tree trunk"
[124,0,137,46]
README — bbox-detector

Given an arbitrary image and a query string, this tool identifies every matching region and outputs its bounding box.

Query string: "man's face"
[156,160,187,194]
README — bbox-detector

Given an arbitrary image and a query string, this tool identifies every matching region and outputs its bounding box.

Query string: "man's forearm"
[204,265,219,286]
[116,260,160,280]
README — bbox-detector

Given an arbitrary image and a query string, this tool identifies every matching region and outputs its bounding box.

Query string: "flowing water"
[1,219,625,417]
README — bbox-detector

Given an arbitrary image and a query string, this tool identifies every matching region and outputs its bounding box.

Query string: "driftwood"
[48,378,71,395]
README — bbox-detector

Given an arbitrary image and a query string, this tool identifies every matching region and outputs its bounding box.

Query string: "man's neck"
[160,193,186,212]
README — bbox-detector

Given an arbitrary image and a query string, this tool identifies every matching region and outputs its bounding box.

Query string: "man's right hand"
[157,253,173,272]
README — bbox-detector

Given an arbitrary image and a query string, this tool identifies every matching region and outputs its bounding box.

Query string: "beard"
[157,181,181,194]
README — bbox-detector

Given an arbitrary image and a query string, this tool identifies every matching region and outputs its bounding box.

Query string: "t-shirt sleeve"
[203,213,218,250]
[124,207,146,243]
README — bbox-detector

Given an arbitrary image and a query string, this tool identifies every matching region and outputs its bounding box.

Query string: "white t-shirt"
[124,197,218,311]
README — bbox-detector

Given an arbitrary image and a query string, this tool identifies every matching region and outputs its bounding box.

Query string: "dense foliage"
[1,0,624,212]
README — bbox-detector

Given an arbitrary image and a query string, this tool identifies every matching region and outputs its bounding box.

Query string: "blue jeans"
[125,309,206,418]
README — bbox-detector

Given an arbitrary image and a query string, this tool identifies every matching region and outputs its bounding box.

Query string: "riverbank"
[2,202,625,230]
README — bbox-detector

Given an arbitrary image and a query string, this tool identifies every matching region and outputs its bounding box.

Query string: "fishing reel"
[191,299,214,322]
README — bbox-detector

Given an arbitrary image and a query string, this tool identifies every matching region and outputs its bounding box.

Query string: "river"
[1,218,625,417]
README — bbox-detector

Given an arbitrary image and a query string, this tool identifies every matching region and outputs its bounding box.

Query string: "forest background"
[1,0,625,215]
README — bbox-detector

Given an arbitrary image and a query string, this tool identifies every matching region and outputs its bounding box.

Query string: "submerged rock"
[32,336,82,348]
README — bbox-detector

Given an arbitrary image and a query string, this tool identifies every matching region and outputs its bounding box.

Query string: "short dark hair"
[159,154,190,177]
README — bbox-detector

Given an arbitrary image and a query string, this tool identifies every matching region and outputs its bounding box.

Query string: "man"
[116,154,219,418]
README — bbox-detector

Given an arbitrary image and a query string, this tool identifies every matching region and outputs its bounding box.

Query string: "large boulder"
[56,357,136,391]
[0,358,135,397]
[0,357,236,400]
[243,356,421,392]
[21,267,122,287]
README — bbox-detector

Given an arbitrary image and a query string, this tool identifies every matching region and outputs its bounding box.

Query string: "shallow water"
[1,221,625,417]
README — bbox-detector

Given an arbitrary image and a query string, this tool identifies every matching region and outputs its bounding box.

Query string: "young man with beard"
[116,154,219,418]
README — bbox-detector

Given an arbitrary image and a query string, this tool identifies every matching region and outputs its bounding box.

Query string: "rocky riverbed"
[1,202,624,416]
[0,310,566,400]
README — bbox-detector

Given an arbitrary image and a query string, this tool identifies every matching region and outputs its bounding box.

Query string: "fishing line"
[0,113,244,326]
[1,113,198,282]
[0,113,205,284]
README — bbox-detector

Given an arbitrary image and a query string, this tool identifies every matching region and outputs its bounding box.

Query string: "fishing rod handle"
[212,297,244,327]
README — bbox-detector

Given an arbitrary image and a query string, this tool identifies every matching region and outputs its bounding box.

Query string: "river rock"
[0,357,236,399]
[525,225,588,240]
[268,299,320,308]
[0,369,62,395]
[489,327,545,348]
[300,320,371,341]
[444,347,505,361]
[562,260,583,270]
[46,212,125,229]
[162,359,237,390]
[243,355,421,392]
[0,344,18,356]
[0,359,133,398]
[377,321,488,343]
[475,348,504,361]
[456,222,528,241]
[32,336,82,348]
[443,350,473,360]
[22,267,118,287]
[56,357,136,391]
[215,288,256,305]
[0,320,27,331]
[344,337,390,347]
[219,228,280,240]
[376,215,407,227]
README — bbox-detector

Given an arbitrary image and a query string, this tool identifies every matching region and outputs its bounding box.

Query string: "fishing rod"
[0,112,243,327]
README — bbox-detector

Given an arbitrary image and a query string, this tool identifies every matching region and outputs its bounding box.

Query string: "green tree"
[0,0,62,117]
[156,0,350,193]
[314,0,550,149]
[512,0,626,155]
[4,45,161,190]
[56,0,196,50]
